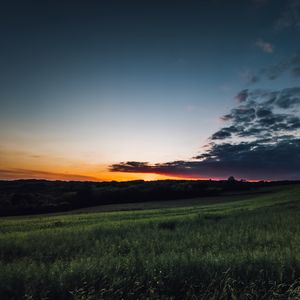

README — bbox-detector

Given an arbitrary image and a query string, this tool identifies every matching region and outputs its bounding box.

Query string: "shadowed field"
[0,185,299,299]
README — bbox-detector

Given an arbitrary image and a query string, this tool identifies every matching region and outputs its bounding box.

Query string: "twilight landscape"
[0,0,300,299]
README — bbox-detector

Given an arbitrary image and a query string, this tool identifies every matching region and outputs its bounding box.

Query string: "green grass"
[0,185,300,299]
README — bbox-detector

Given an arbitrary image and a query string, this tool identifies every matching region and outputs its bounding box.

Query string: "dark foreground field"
[0,185,300,299]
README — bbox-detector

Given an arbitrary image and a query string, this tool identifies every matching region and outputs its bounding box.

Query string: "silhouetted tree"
[227,176,236,183]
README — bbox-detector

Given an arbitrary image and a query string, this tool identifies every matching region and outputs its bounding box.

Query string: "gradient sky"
[1,0,300,181]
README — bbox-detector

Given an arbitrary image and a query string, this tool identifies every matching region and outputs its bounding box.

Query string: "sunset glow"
[1,1,300,181]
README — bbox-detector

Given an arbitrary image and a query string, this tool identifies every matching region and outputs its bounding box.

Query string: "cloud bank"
[110,139,300,180]
[110,54,300,180]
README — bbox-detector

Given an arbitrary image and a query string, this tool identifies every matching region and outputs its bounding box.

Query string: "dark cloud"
[256,107,272,118]
[110,138,300,180]
[221,114,234,121]
[211,126,239,140]
[257,113,286,127]
[236,126,269,138]
[110,83,300,180]
[275,88,300,108]
[216,86,300,139]
[235,89,249,102]
[110,161,151,173]
[232,107,256,123]
[211,129,232,140]
[110,52,300,181]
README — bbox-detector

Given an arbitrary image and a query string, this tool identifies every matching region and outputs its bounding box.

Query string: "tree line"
[0,178,297,216]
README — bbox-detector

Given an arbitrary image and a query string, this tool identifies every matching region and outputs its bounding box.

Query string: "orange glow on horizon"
[0,148,268,182]
[0,167,211,182]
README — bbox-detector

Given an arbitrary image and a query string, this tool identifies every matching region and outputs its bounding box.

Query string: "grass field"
[0,185,300,299]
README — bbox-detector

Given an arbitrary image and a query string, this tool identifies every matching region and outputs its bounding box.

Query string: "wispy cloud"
[255,39,274,53]
[0,168,98,181]
[276,0,300,29]
[247,51,300,84]
[235,89,249,103]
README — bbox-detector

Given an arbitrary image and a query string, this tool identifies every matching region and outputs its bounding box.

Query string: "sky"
[1,0,300,181]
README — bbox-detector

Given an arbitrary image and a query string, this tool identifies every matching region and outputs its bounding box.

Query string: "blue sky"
[1,0,300,180]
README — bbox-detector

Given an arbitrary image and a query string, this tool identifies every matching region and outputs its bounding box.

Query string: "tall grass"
[0,186,299,299]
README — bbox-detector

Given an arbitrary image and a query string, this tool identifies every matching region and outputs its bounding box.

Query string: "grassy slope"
[0,185,299,299]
